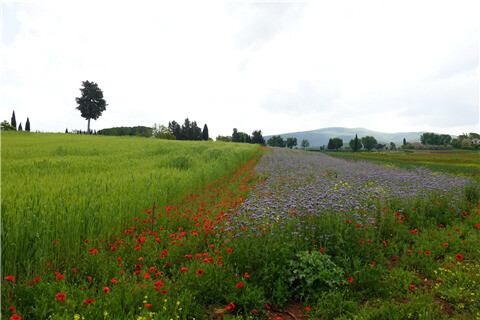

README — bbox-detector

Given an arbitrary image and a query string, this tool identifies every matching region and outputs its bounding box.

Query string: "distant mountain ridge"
[264,127,430,148]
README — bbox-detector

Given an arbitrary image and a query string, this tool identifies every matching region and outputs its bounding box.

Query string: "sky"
[1,0,479,138]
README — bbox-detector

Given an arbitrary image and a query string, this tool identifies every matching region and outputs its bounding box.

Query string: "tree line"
[1,110,31,131]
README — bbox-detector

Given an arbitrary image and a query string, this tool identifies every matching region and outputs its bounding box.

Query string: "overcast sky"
[1,0,479,138]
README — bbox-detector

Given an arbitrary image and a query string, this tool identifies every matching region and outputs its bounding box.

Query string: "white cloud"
[1,0,478,137]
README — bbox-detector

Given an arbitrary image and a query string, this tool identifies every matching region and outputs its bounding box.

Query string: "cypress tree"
[65,128,68,133]
[11,111,17,130]
[202,124,209,141]
[354,134,359,152]
[403,138,406,146]
[25,117,30,131]
[18,123,23,131]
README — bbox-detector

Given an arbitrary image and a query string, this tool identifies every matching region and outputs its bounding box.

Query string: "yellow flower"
[104,311,108,318]
[74,315,81,320]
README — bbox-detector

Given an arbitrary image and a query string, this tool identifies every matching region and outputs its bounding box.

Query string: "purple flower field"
[223,149,477,239]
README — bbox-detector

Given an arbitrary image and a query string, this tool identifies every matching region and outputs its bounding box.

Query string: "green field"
[2,136,479,319]
[326,150,480,178]
[1,132,258,278]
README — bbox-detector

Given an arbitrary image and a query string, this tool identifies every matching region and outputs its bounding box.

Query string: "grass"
[2,141,479,319]
[325,150,480,178]
[1,131,258,278]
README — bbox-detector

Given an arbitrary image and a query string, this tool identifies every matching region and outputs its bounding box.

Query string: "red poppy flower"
[226,302,235,310]
[161,290,168,295]
[382,241,387,246]
[245,272,250,278]
[89,248,98,255]
[34,277,41,282]
[111,279,118,284]
[319,247,325,252]
[72,268,78,273]
[143,273,150,279]
[227,248,232,253]
[56,274,64,280]
[456,253,463,261]
[4,276,14,282]
[197,269,204,276]
[103,287,110,293]
[117,257,122,262]
[56,293,66,301]
[424,251,431,254]
[10,314,21,320]
[180,267,188,273]
[443,243,448,247]
[236,282,244,288]
[87,276,92,281]
[305,307,311,311]
[9,307,15,313]
[409,284,415,291]
[145,304,152,308]
[252,309,258,313]
[348,277,353,283]
[84,298,94,306]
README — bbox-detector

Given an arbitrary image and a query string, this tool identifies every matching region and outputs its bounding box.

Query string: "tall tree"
[202,124,209,141]
[191,121,202,140]
[349,137,362,151]
[168,121,182,139]
[403,138,407,146]
[25,117,30,131]
[75,80,107,134]
[232,128,241,142]
[267,135,285,147]
[18,123,23,131]
[301,139,310,150]
[361,136,377,151]
[181,118,192,140]
[251,130,265,145]
[11,111,16,130]
[286,137,297,149]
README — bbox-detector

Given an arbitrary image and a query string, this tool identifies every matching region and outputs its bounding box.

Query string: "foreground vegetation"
[2,139,479,319]
[1,132,258,279]
[326,150,480,179]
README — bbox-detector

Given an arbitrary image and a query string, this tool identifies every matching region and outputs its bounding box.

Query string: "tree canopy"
[75,80,107,133]
[251,130,265,145]
[286,137,297,149]
[361,136,377,151]
[420,132,452,145]
[168,119,206,141]
[327,138,343,150]
[301,139,310,150]
[349,136,362,151]
[267,135,286,148]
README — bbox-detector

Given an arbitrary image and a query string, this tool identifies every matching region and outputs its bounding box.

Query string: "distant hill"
[264,127,428,148]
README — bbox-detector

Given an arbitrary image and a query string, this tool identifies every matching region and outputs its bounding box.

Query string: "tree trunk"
[87,118,91,134]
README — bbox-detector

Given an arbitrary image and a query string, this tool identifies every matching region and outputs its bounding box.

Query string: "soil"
[212,301,308,320]
[267,301,307,320]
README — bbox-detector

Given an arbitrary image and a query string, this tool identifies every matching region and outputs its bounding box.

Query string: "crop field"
[326,151,480,178]
[2,139,480,319]
[1,132,258,278]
